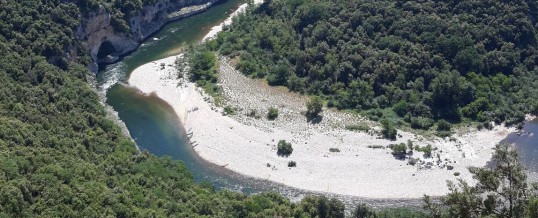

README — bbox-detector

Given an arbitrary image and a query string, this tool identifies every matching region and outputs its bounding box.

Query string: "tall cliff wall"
[77,0,220,72]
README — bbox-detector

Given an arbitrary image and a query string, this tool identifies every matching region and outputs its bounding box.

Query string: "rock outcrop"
[77,0,220,72]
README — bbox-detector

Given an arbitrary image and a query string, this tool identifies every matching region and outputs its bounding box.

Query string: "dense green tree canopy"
[214,0,538,127]
[2,0,537,216]
[0,0,348,216]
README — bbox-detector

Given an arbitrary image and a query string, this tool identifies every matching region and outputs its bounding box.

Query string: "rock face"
[77,0,220,71]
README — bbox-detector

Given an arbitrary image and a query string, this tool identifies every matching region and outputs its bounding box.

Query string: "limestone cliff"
[77,0,220,71]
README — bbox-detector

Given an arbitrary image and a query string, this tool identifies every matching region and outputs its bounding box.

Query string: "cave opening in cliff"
[97,41,117,59]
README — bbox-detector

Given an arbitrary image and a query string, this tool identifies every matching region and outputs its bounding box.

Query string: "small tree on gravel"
[267,107,279,120]
[277,140,293,156]
[306,96,323,118]
[381,119,397,140]
[390,143,407,159]
[288,161,296,167]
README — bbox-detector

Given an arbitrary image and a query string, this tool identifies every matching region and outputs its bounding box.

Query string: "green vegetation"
[415,144,434,157]
[345,123,370,132]
[329,148,341,153]
[277,140,293,156]
[424,144,538,218]
[223,105,236,115]
[267,107,279,120]
[0,0,354,216]
[367,145,385,149]
[436,119,452,137]
[295,196,345,218]
[213,0,538,128]
[3,0,537,216]
[306,95,323,118]
[389,143,407,159]
[287,161,296,167]
[381,119,398,140]
[186,45,221,98]
[352,204,376,218]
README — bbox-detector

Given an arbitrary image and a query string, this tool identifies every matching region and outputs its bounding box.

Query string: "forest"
[0,0,537,217]
[0,0,354,216]
[211,0,538,130]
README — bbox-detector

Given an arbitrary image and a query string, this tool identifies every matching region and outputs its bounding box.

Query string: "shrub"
[454,172,460,176]
[345,123,370,132]
[393,100,408,117]
[353,204,376,218]
[376,208,430,217]
[415,144,433,157]
[527,196,538,218]
[246,109,261,119]
[410,117,434,130]
[436,119,451,131]
[367,145,385,149]
[329,148,340,152]
[223,105,236,115]
[267,107,279,120]
[533,102,538,115]
[381,119,397,140]
[483,121,493,130]
[408,158,418,166]
[390,143,407,158]
[306,96,323,117]
[277,140,293,156]
[407,140,414,151]
[288,161,296,167]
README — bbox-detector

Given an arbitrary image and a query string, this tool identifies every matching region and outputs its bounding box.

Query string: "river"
[97,0,537,210]
[502,120,538,181]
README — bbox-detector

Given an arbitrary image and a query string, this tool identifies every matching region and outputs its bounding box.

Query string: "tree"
[306,96,323,118]
[469,143,531,217]
[390,143,407,159]
[277,140,293,156]
[425,143,537,218]
[380,119,397,140]
[436,119,451,132]
[352,204,376,218]
[287,161,296,167]
[527,196,538,218]
[267,107,279,120]
[294,196,345,218]
[393,100,408,117]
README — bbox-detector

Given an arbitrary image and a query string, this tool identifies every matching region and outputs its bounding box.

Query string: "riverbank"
[127,0,521,199]
[128,53,519,198]
[202,0,262,41]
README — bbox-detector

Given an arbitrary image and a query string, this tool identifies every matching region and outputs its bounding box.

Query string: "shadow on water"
[99,0,429,210]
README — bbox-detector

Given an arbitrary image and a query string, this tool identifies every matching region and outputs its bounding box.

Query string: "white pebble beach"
[127,1,519,199]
